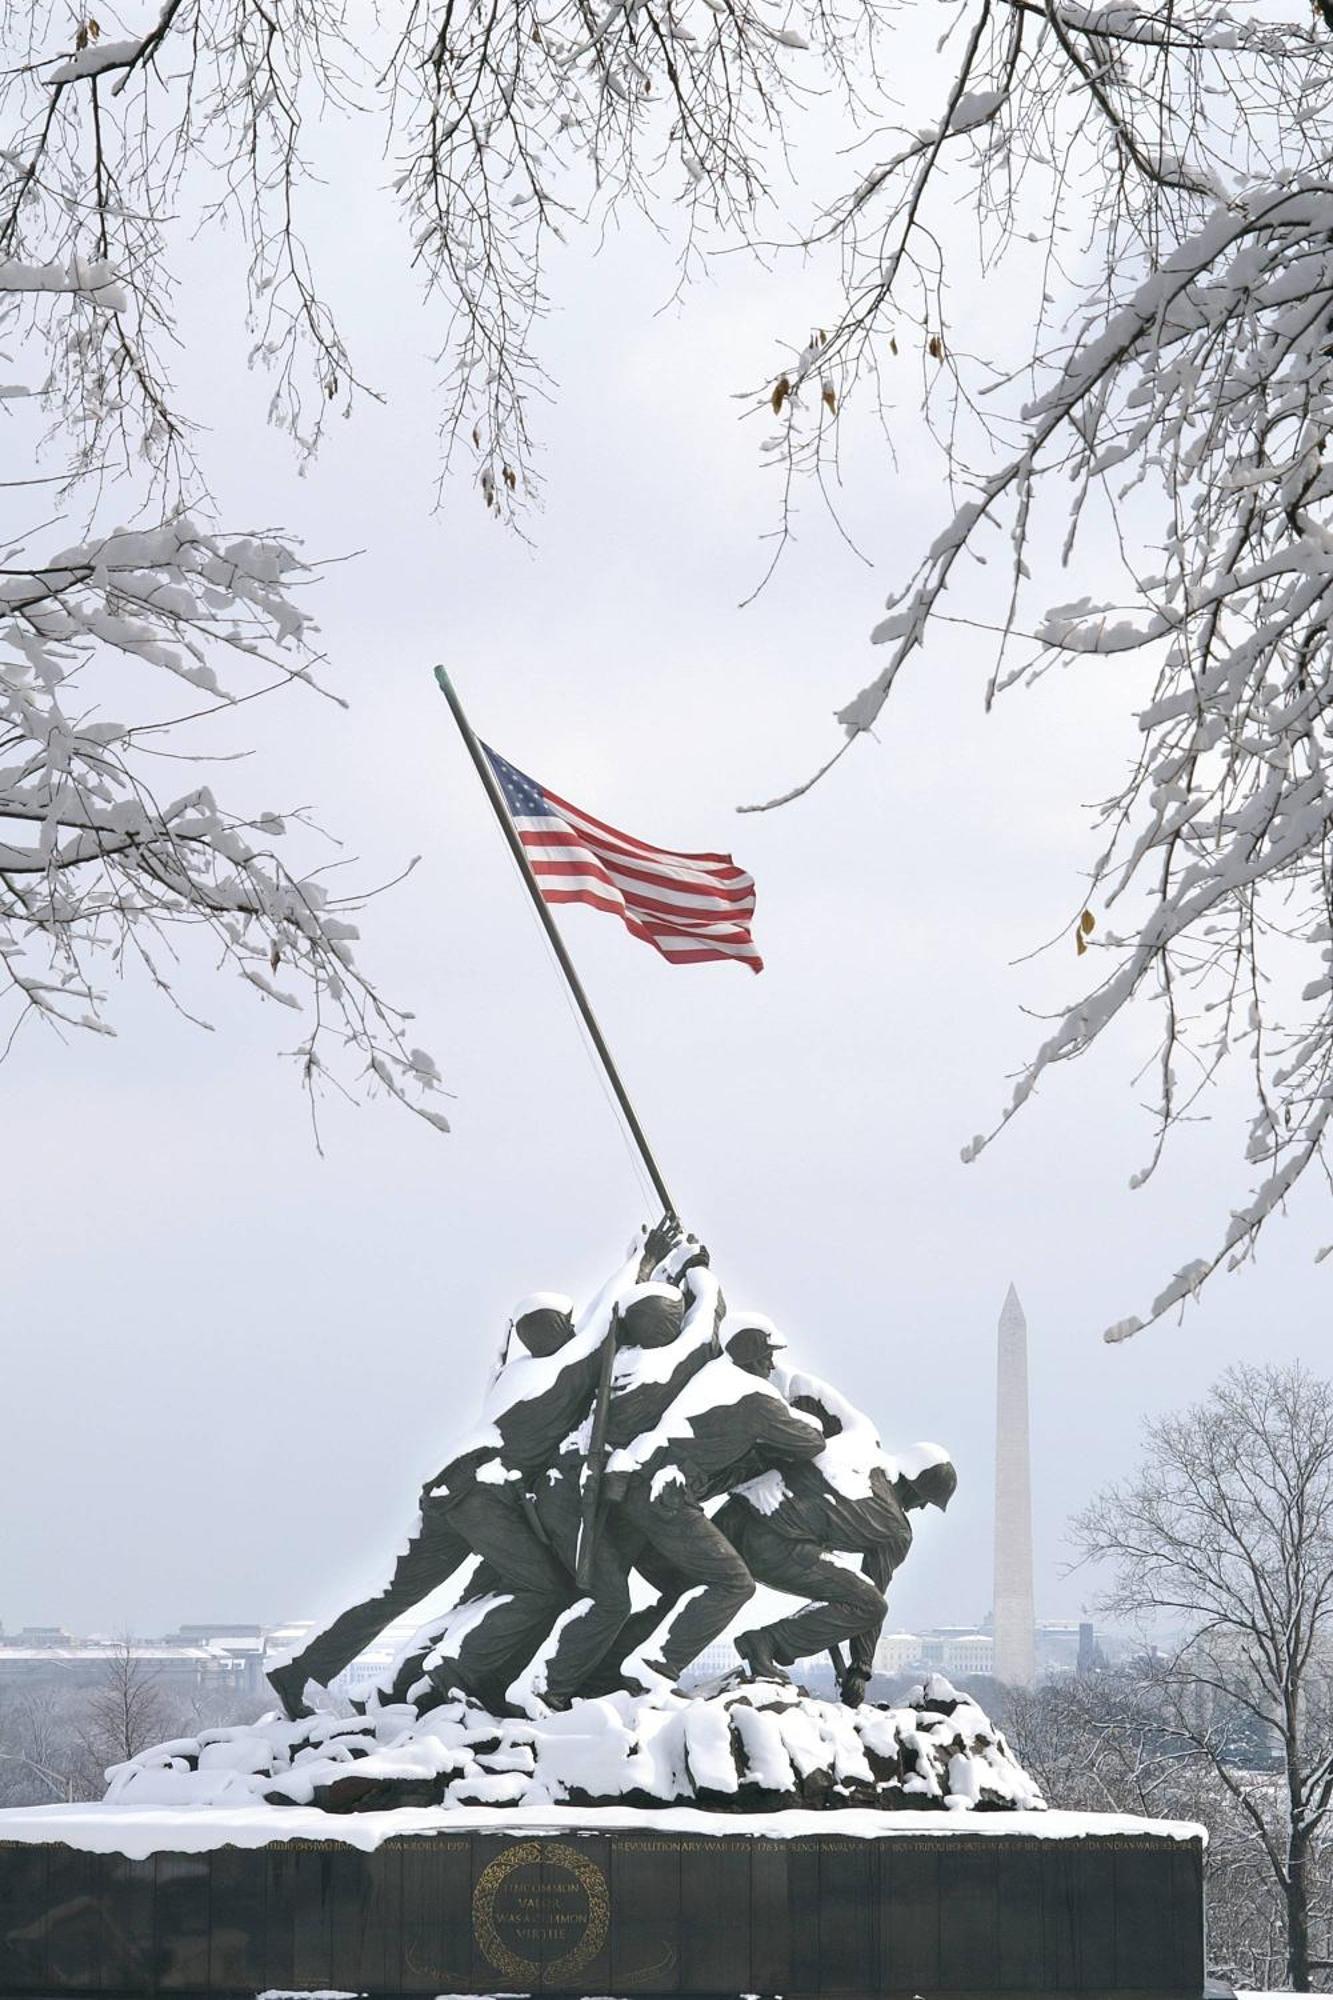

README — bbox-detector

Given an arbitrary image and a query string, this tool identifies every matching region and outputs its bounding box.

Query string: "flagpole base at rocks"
[0,1678,1206,2000]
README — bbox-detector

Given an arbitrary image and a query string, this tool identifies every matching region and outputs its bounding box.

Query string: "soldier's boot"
[428,1653,527,1719]
[839,1667,869,1709]
[425,1653,466,1701]
[268,1662,314,1722]
[734,1629,786,1682]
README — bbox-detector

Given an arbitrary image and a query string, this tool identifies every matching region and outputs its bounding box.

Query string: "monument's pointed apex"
[999,1281,1026,1331]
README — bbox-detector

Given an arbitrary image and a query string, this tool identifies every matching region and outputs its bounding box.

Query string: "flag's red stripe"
[537,884,761,945]
[517,825,755,901]
[528,863,755,925]
[538,787,744,872]
[524,840,764,912]
[533,875,754,927]
[495,775,763,971]
[539,878,755,942]
[540,887,764,970]
[518,823,755,896]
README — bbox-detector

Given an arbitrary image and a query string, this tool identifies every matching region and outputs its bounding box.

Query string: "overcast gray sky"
[3,48,1329,1653]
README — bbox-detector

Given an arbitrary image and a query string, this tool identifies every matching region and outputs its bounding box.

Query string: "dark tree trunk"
[1287,1829,1312,1991]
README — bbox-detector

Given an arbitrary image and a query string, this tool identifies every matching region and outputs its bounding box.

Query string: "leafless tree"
[0,1656,265,1804]
[77,1636,175,1774]
[1074,1363,1333,1989]
[1005,1673,1291,1989]
[0,1690,78,1803]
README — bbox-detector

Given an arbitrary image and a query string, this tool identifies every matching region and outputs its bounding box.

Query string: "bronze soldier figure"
[268,1286,612,1720]
[718,1332,956,1700]
[553,1337,828,1699]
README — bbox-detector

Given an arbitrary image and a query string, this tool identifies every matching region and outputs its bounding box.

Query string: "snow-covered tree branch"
[0,0,884,512]
[0,514,449,1129]
[741,2,1333,1335]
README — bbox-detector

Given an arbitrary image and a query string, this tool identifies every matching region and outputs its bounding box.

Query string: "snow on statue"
[108,1220,1042,1817]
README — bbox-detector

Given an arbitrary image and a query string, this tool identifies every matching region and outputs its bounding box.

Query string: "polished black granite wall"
[0,1825,1205,1999]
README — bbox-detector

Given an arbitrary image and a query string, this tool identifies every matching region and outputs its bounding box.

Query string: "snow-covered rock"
[104,1674,1044,1816]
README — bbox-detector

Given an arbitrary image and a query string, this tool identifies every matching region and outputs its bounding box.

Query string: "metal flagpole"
[433,665,678,1223]
[575,1303,620,1592]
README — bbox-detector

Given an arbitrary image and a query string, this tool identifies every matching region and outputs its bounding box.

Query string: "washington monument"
[993,1283,1035,1687]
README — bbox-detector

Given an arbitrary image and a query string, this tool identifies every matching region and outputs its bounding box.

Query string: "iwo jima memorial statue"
[0,676,1209,1999]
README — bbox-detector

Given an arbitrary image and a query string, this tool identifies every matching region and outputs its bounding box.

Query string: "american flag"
[485,747,763,973]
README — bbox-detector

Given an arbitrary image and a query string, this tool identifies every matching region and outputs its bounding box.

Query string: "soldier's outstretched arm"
[778,1367,879,1447]
[760,1396,827,1463]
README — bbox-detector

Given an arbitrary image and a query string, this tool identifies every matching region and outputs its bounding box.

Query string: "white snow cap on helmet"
[620,1281,681,1309]
[510,1292,575,1322]
[896,1441,953,1480]
[720,1310,787,1348]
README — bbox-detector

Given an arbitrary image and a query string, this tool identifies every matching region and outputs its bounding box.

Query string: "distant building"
[163,1625,268,1700]
[330,1649,402,1697]
[873,1632,924,1674]
[0,1640,248,1702]
[1030,1620,1103,1677]
[263,1622,313,1670]
[933,1633,994,1678]
[681,1639,741,1683]
[871,1629,996,1680]
[0,1597,1099,1712]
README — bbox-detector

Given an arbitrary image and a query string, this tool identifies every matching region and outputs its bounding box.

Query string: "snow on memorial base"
[0,1678,1207,2000]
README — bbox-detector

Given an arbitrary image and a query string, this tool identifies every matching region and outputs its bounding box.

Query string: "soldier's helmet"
[617,1281,686,1348]
[895,1443,958,1513]
[723,1313,787,1378]
[510,1293,577,1357]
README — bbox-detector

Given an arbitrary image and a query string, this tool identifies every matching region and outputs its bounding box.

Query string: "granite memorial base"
[0,1807,1205,2000]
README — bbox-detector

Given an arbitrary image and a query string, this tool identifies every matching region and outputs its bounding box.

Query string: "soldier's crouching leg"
[518,1521,637,1707]
[749,1548,887,1668]
[270,1494,471,1714]
[621,1488,755,1684]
